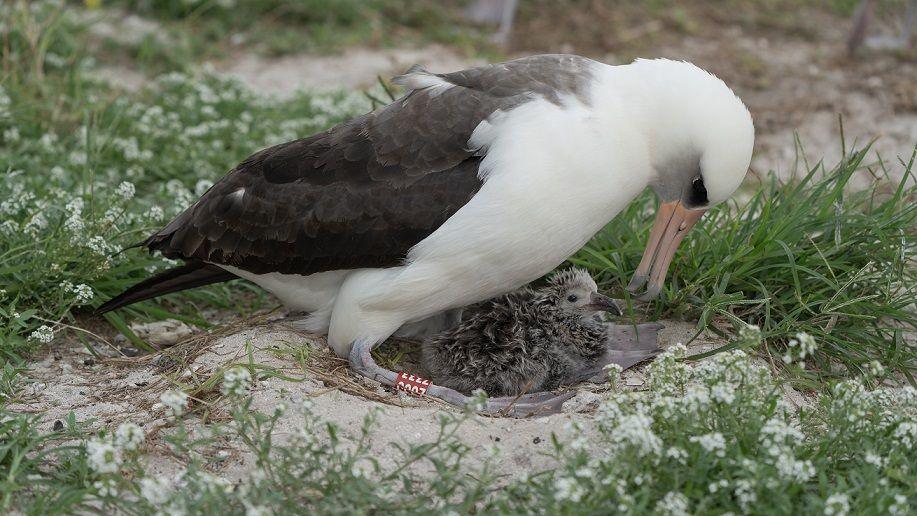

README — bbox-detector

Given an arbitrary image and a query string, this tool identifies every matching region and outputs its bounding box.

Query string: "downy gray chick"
[421,268,621,396]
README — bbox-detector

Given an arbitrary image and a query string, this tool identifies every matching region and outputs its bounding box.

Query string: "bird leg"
[348,339,574,417]
[566,322,664,384]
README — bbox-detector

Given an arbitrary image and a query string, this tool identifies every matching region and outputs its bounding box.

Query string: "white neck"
[589,58,754,204]
[590,60,706,189]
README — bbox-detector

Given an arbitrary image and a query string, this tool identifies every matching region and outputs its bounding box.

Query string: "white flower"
[3,127,20,142]
[665,447,688,464]
[863,452,886,468]
[65,197,84,215]
[72,283,94,303]
[610,412,662,456]
[867,360,885,377]
[125,165,144,179]
[468,388,488,412]
[604,363,624,388]
[889,494,909,516]
[774,450,815,482]
[824,493,849,516]
[101,206,121,225]
[195,179,214,196]
[711,383,736,404]
[574,467,593,479]
[113,422,144,451]
[796,332,817,357]
[160,390,189,416]
[24,213,47,235]
[734,479,756,510]
[39,132,57,150]
[113,137,145,161]
[568,434,588,452]
[164,180,195,209]
[28,325,54,344]
[148,205,164,220]
[690,432,726,458]
[86,438,121,474]
[139,476,170,505]
[737,323,762,347]
[656,491,690,516]
[760,417,804,454]
[245,505,272,516]
[69,150,87,166]
[116,181,135,200]
[893,421,916,448]
[85,236,112,255]
[93,479,118,497]
[555,476,585,502]
[708,479,728,493]
[64,213,84,234]
[0,87,9,119]
[785,332,818,365]
[604,363,623,377]
[351,461,371,478]
[221,366,252,397]
[0,220,16,237]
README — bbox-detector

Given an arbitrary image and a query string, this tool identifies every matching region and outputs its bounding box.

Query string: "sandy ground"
[14,313,807,481]
[218,45,487,99]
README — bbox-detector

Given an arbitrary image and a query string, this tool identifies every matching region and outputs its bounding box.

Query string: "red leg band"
[395,371,431,397]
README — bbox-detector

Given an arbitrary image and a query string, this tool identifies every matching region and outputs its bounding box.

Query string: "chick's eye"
[567,294,578,302]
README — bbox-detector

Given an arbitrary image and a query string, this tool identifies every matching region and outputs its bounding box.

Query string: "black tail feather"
[94,261,236,315]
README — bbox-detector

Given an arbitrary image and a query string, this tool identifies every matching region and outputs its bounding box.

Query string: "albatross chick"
[421,268,621,396]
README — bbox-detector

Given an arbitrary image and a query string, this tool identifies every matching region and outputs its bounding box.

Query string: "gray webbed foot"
[478,391,576,418]
[607,322,665,352]
[567,322,664,384]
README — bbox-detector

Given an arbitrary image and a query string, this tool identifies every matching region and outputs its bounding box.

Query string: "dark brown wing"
[144,55,594,276]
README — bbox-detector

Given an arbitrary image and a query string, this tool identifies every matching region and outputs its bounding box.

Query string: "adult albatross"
[97,55,754,414]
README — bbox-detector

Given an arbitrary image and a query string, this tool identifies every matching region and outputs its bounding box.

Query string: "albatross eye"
[689,176,708,206]
[567,294,578,302]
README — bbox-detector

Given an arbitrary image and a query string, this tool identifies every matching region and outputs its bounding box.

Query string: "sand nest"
[11,313,812,480]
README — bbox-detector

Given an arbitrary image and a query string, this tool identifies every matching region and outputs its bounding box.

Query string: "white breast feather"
[354,92,651,322]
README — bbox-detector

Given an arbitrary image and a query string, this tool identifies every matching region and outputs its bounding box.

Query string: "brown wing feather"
[143,55,594,276]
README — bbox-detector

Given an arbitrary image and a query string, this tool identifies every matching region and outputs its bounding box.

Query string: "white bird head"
[610,59,755,299]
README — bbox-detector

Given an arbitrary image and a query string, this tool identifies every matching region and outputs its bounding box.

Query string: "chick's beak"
[627,200,706,301]
[587,292,622,315]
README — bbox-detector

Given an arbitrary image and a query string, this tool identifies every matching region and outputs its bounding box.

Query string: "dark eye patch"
[688,176,708,207]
